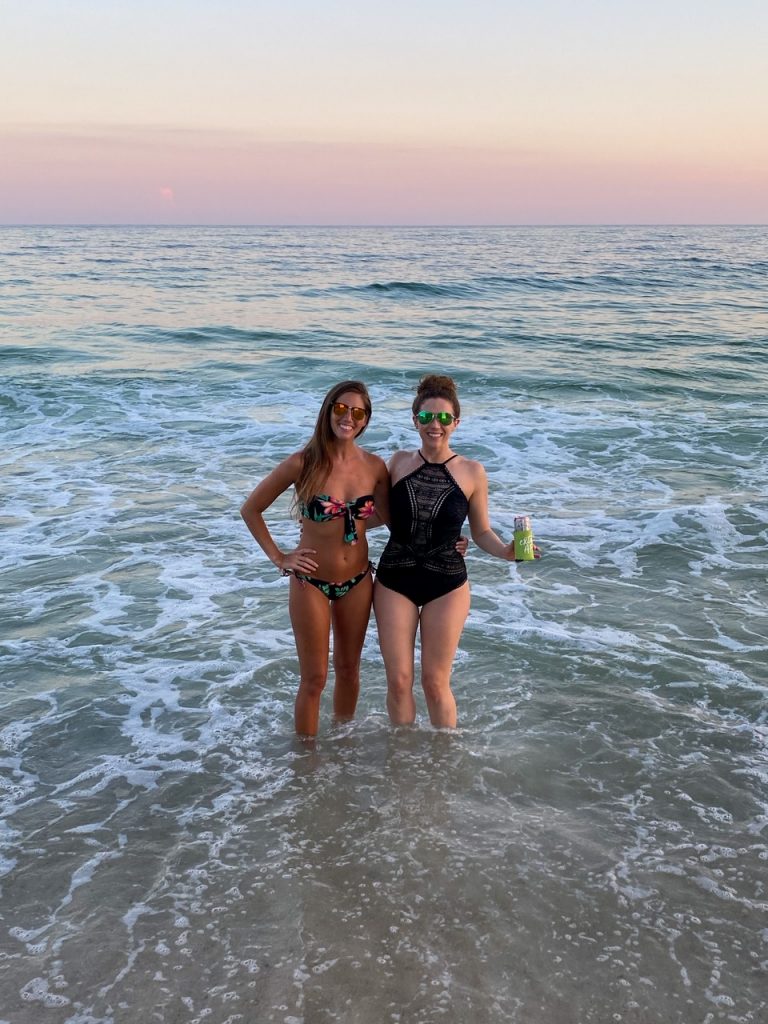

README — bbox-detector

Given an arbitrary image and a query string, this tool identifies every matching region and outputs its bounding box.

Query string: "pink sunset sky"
[2,0,767,225]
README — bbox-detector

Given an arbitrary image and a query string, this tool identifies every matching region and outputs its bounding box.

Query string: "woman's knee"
[421,671,452,705]
[387,670,414,700]
[332,653,361,682]
[298,671,328,700]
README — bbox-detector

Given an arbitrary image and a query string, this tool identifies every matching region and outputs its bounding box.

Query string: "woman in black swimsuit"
[375,374,530,729]
[240,381,389,737]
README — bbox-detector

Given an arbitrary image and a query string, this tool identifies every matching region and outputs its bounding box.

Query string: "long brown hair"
[412,374,461,417]
[294,381,372,505]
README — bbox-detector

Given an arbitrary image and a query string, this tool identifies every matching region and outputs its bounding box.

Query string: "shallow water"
[1,226,767,1023]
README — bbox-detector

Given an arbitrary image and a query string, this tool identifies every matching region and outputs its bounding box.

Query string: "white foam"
[2,229,767,1023]
[19,977,70,1008]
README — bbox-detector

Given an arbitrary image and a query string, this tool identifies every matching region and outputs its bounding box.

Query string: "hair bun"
[412,374,460,416]
[417,374,456,395]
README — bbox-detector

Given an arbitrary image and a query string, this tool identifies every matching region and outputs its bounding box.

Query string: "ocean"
[1,225,766,1023]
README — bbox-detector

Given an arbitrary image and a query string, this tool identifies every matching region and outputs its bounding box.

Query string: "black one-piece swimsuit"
[377,453,469,607]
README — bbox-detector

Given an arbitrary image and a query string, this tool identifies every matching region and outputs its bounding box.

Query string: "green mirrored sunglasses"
[416,410,457,426]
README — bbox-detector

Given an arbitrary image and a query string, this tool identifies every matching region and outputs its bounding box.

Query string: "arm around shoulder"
[365,453,391,530]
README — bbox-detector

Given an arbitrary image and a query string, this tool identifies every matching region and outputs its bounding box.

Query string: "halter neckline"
[418,450,458,466]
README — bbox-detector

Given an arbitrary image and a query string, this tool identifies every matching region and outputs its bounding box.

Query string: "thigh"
[288,577,332,675]
[419,582,471,677]
[373,580,420,677]
[331,572,373,667]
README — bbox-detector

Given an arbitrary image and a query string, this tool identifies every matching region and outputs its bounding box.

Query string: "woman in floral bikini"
[240,381,389,737]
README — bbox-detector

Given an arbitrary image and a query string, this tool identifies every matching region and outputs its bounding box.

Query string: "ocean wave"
[341,279,475,298]
[0,345,100,366]
[2,225,767,1022]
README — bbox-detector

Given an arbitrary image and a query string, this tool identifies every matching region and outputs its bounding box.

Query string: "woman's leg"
[373,581,420,725]
[330,572,374,720]
[418,582,471,728]
[289,578,332,736]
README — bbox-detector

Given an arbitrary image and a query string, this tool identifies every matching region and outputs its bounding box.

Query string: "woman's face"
[330,390,369,441]
[414,397,459,444]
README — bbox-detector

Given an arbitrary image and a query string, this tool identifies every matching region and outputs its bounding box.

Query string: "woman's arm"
[363,455,391,530]
[466,463,516,560]
[240,452,319,575]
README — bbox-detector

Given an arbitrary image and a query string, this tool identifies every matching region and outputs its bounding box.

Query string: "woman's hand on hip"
[279,547,319,575]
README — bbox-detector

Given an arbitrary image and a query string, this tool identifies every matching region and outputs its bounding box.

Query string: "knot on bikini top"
[299,493,376,544]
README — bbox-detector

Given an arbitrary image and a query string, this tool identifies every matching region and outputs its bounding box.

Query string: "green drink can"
[514,515,535,561]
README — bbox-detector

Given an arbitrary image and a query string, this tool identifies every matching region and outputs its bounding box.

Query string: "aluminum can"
[513,515,535,561]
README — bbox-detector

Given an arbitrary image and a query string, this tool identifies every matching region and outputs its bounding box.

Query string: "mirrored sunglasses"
[332,402,368,422]
[416,410,457,426]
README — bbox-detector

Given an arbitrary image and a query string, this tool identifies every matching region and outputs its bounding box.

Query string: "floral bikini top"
[299,493,376,545]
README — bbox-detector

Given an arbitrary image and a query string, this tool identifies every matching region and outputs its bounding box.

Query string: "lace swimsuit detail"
[299,493,376,545]
[377,454,469,607]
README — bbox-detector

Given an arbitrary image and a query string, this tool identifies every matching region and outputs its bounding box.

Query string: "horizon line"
[1,222,766,229]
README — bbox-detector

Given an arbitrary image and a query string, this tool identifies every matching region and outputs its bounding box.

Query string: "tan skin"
[374,396,537,729]
[240,391,389,737]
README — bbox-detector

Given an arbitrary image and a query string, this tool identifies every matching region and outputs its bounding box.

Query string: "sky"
[1,0,767,225]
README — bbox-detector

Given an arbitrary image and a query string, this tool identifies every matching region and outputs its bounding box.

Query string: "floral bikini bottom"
[284,562,374,601]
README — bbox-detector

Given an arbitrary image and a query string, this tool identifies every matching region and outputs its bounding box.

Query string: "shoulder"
[283,451,305,476]
[463,456,486,478]
[361,449,388,475]
[388,449,416,476]
[450,455,487,494]
[242,449,304,507]
[450,453,484,474]
[267,450,304,485]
